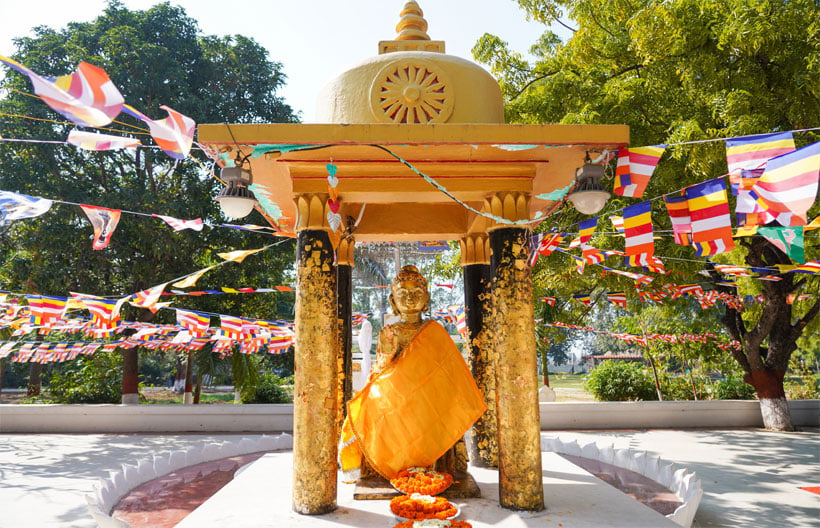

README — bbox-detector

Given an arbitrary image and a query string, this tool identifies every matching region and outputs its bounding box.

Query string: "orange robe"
[340,320,486,479]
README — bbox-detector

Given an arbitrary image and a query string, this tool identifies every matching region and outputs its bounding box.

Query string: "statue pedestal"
[353,470,481,500]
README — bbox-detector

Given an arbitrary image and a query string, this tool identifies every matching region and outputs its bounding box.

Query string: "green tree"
[0,1,297,399]
[475,0,820,430]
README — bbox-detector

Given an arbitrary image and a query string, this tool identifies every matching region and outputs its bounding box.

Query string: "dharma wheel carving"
[370,59,453,124]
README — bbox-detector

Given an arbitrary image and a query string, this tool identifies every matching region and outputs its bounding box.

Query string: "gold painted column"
[336,237,355,429]
[459,233,497,467]
[292,193,339,515]
[487,192,544,511]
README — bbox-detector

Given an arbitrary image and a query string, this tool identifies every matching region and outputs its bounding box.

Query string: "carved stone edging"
[85,433,294,528]
[541,436,703,528]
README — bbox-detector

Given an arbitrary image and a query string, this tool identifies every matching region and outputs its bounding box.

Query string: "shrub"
[711,374,756,400]
[48,349,122,404]
[661,375,696,401]
[585,360,657,401]
[242,373,292,404]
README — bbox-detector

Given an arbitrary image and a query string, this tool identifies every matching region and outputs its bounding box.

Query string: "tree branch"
[511,70,559,101]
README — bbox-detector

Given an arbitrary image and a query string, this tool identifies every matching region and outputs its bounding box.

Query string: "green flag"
[758,226,804,263]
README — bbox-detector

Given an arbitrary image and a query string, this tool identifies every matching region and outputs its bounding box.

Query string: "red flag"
[80,205,121,250]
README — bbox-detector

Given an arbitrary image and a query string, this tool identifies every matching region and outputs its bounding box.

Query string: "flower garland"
[390,493,458,520]
[392,520,472,528]
[390,467,454,495]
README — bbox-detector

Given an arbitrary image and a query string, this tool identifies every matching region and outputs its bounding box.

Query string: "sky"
[0,0,553,122]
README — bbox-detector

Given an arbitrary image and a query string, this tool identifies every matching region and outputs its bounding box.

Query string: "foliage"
[242,372,291,404]
[48,349,122,403]
[475,0,820,427]
[784,357,820,400]
[585,360,657,401]
[710,373,756,400]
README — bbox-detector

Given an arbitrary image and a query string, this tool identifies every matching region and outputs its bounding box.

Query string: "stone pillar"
[487,192,544,511]
[459,233,497,468]
[292,193,338,515]
[337,237,355,427]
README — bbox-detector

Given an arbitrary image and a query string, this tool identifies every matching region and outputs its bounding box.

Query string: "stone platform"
[175,452,679,528]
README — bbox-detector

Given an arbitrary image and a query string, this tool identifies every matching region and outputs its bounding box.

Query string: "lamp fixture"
[216,165,257,219]
[566,161,610,215]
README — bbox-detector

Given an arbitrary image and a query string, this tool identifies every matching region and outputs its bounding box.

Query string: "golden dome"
[315,2,504,124]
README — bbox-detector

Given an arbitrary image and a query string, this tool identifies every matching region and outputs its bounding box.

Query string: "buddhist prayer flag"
[152,214,204,231]
[529,233,563,266]
[528,234,544,267]
[217,247,265,263]
[80,205,121,250]
[172,266,216,288]
[609,215,625,236]
[613,146,666,198]
[66,130,140,151]
[26,295,68,326]
[758,226,804,263]
[131,283,169,311]
[663,194,692,246]
[605,292,627,308]
[0,57,124,127]
[0,191,53,222]
[122,104,195,160]
[751,141,820,226]
[713,265,752,277]
[581,244,606,266]
[725,132,795,174]
[573,293,592,306]
[220,315,244,339]
[578,217,598,244]
[733,169,768,227]
[538,296,556,306]
[789,260,820,274]
[176,309,211,337]
[623,201,654,265]
[685,178,735,256]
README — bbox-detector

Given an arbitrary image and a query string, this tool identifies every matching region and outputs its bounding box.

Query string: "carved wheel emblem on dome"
[370,59,453,124]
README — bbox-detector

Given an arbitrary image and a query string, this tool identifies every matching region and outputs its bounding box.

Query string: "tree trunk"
[0,357,5,400]
[27,362,43,397]
[745,369,794,431]
[183,350,194,405]
[121,348,139,404]
[194,373,202,404]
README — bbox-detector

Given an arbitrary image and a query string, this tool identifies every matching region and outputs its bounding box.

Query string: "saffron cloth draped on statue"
[340,320,485,479]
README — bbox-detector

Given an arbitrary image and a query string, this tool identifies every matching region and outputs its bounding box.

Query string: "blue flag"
[0,191,53,222]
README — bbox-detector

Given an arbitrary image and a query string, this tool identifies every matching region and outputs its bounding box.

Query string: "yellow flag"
[734,226,758,237]
[217,248,265,263]
[172,266,214,288]
[805,216,820,232]
[221,287,239,293]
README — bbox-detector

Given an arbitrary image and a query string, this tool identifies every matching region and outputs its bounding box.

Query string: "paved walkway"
[0,428,817,527]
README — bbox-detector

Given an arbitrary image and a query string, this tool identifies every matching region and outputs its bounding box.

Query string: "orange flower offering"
[390,493,458,520]
[393,521,472,528]
[390,467,454,495]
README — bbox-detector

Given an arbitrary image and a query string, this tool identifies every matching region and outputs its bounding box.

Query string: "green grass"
[547,373,588,390]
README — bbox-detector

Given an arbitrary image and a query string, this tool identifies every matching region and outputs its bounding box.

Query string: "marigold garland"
[392,520,472,528]
[390,493,458,520]
[390,467,454,495]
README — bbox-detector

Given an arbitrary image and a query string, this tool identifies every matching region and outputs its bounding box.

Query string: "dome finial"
[395,2,430,41]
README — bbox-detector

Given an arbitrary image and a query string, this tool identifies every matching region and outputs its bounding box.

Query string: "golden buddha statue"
[341,265,485,487]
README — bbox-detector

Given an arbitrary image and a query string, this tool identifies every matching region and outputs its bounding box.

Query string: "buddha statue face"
[389,265,430,317]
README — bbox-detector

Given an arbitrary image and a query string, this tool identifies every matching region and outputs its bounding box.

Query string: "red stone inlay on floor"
[111,452,267,528]
[561,454,683,516]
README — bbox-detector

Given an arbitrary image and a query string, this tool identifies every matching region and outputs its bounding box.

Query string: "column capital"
[459,233,490,266]
[337,237,356,267]
[484,191,530,231]
[294,193,331,232]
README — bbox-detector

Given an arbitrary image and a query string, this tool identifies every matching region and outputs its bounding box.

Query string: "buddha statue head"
[389,265,430,317]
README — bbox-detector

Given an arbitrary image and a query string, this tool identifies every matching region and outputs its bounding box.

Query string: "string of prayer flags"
[528,234,544,266]
[788,260,820,274]
[80,205,121,250]
[605,292,627,308]
[685,178,735,256]
[581,244,606,266]
[71,293,124,333]
[642,256,667,274]
[529,233,563,266]
[758,226,804,263]
[176,309,211,337]
[663,194,693,246]
[0,57,124,127]
[786,293,814,304]
[609,215,625,236]
[751,141,820,226]
[66,130,140,151]
[26,295,68,327]
[122,104,195,160]
[153,214,204,232]
[0,191,53,223]
[623,201,654,265]
[613,145,666,198]
[217,247,265,263]
[538,296,556,306]
[725,132,795,174]
[713,265,752,277]
[578,217,598,244]
[220,315,244,338]
[600,265,654,285]
[573,293,592,306]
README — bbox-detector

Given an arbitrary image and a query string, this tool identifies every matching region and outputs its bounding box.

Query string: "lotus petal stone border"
[541,436,703,528]
[85,433,293,528]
